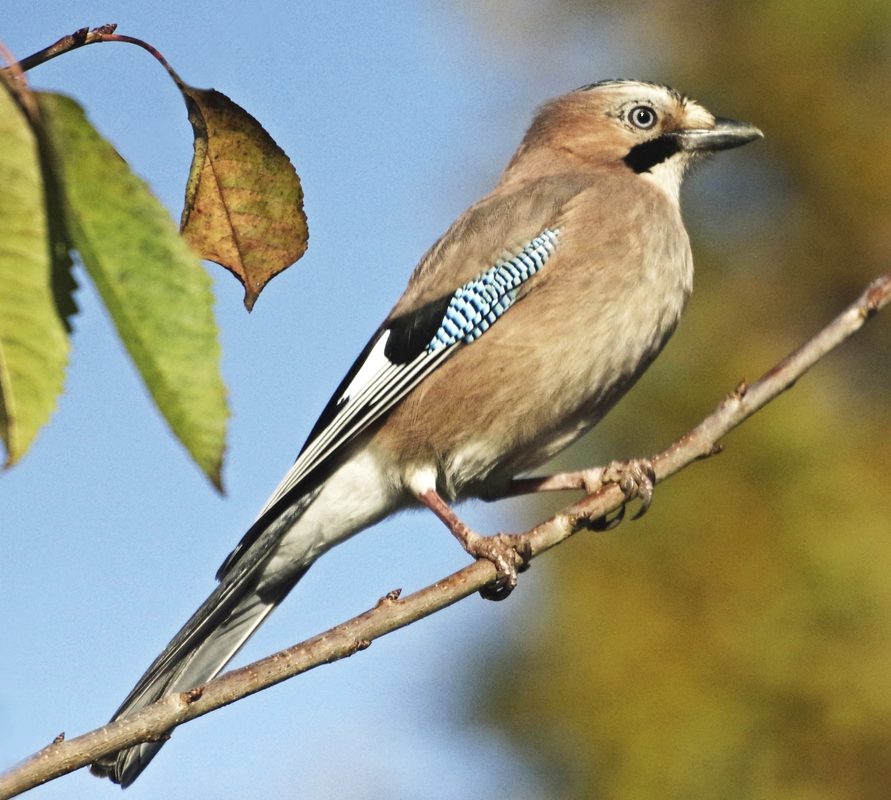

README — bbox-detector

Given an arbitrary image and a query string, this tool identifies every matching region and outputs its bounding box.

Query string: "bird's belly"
[381,209,692,503]
[439,300,682,498]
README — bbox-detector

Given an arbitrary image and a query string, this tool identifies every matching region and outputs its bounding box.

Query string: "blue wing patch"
[428,229,559,350]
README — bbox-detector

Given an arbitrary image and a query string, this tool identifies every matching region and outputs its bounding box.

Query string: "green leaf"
[39,126,79,333]
[0,76,70,466]
[37,91,229,490]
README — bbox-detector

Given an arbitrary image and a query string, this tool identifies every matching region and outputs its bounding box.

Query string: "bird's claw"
[603,458,656,518]
[580,458,655,521]
[467,532,531,601]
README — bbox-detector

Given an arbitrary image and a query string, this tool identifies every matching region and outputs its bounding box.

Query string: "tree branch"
[3,25,118,74]
[4,25,192,90]
[2,271,889,799]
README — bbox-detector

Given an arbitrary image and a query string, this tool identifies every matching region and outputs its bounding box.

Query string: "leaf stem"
[97,33,187,88]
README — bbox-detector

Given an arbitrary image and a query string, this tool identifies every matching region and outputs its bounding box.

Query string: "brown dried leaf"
[179,87,307,310]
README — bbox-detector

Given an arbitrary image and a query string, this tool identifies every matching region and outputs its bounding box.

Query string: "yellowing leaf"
[179,87,308,311]
[37,92,229,490]
[0,76,70,466]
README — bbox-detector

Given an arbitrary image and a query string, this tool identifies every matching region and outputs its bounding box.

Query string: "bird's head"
[503,79,762,200]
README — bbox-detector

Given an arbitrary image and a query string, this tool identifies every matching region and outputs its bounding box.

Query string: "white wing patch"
[257,336,452,517]
[338,333,392,403]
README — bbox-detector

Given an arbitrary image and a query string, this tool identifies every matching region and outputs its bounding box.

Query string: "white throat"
[641,154,688,206]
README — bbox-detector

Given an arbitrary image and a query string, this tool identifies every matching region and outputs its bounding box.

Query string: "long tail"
[90,492,319,787]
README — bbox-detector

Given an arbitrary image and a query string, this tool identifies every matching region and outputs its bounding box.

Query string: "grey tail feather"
[90,494,318,787]
[90,566,308,787]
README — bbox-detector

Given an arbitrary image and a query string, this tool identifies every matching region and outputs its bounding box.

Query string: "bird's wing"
[218,176,594,579]
[286,227,560,493]
[290,230,558,485]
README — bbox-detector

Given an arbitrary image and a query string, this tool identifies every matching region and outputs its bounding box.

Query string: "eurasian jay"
[91,79,761,785]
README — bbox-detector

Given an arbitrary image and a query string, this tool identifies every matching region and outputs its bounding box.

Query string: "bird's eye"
[628,105,657,130]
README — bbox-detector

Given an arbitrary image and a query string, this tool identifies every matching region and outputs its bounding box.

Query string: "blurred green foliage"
[475,1,891,797]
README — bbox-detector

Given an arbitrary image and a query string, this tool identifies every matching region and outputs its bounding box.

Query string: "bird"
[90,79,761,786]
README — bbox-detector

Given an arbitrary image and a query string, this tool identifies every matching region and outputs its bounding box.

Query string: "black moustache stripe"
[623,135,682,173]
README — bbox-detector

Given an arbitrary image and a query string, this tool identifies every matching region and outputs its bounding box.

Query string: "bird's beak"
[671,117,763,153]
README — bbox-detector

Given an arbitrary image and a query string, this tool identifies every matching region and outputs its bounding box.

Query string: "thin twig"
[1,271,889,799]
[3,25,187,88]
[4,25,117,74]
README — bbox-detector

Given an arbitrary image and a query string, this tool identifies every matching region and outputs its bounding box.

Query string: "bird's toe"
[602,458,656,518]
[469,532,531,601]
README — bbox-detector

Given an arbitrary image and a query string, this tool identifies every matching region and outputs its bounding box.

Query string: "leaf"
[0,75,70,466]
[39,123,79,333]
[36,92,229,490]
[179,87,308,311]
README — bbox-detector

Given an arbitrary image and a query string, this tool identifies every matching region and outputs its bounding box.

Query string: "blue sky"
[0,2,659,798]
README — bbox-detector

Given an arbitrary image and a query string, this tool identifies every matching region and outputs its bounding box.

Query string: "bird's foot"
[416,487,531,600]
[461,530,532,601]
[562,458,655,532]
[585,458,656,518]
[494,458,656,510]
